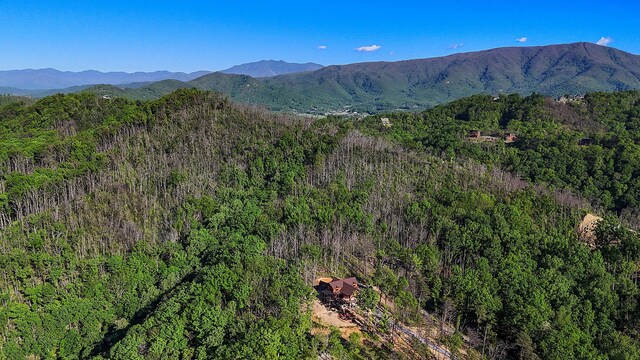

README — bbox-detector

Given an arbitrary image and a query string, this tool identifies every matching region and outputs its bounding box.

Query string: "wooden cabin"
[468,130,499,142]
[318,277,359,305]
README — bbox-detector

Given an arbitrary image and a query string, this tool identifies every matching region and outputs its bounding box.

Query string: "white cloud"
[318,45,327,50]
[448,43,464,49]
[596,36,613,46]
[355,44,381,52]
[516,37,528,43]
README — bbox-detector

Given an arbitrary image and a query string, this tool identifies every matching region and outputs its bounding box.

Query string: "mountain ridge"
[6,42,640,113]
[187,42,640,113]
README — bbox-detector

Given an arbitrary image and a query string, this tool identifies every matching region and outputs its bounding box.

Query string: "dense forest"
[0,90,639,359]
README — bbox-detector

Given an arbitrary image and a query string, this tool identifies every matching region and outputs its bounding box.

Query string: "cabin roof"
[318,277,359,298]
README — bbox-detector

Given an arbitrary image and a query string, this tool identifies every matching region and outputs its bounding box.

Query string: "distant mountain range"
[0,68,212,90]
[221,60,323,78]
[3,43,640,114]
[0,61,323,91]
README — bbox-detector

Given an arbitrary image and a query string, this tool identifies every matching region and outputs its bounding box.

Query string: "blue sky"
[1,0,639,72]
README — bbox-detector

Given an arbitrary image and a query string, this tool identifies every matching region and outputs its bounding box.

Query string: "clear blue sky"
[1,0,638,72]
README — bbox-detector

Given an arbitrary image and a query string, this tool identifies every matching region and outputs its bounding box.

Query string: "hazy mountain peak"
[220,60,324,78]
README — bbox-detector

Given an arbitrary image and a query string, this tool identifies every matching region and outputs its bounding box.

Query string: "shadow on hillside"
[88,272,197,358]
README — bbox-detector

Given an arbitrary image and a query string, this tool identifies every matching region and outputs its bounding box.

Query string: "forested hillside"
[361,91,640,225]
[0,90,639,359]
